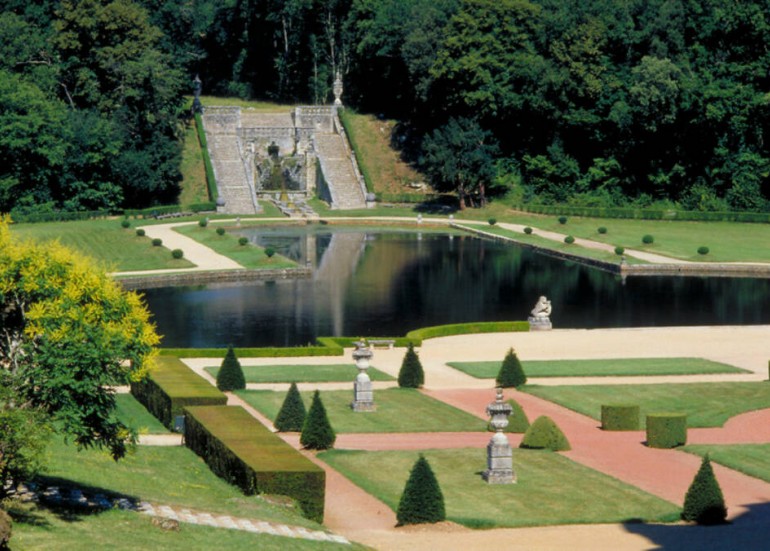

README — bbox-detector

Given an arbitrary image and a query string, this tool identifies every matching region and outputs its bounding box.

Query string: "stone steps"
[315,133,366,209]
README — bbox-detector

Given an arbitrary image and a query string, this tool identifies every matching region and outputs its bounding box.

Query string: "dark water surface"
[140,226,770,348]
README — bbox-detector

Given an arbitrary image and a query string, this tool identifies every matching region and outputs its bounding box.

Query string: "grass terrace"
[114,394,169,435]
[237,388,486,433]
[448,358,748,379]
[320,448,680,528]
[683,443,770,483]
[205,364,395,383]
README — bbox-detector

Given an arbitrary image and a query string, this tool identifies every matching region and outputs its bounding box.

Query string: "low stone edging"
[117,267,312,290]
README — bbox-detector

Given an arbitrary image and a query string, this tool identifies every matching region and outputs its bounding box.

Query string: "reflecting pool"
[140,226,770,348]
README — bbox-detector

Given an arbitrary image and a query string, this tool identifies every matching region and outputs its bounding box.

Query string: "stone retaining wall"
[117,268,311,290]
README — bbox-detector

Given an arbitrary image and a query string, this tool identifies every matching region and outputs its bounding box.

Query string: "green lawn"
[205,364,395,383]
[683,443,770,483]
[448,358,747,379]
[9,219,195,271]
[114,394,170,435]
[237,388,486,433]
[174,224,297,269]
[523,382,770,428]
[10,507,354,551]
[178,119,209,206]
[320,448,680,528]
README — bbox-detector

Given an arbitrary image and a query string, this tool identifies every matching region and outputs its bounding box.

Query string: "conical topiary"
[300,390,336,450]
[396,455,445,526]
[682,455,727,525]
[398,343,424,388]
[496,348,527,388]
[274,382,306,432]
[487,398,530,433]
[216,346,245,391]
[520,415,570,451]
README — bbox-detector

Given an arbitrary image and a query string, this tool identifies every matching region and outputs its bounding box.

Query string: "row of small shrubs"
[130,356,227,429]
[274,385,337,451]
[184,404,326,522]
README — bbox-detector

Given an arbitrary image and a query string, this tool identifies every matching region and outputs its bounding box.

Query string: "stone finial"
[351,340,375,412]
[484,387,515,484]
[333,71,343,106]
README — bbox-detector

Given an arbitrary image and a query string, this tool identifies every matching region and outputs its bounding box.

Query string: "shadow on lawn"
[624,502,770,551]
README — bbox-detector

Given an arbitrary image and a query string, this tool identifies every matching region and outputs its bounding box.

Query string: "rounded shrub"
[300,390,336,450]
[171,249,184,260]
[274,382,306,432]
[398,343,425,388]
[121,219,130,229]
[216,346,245,391]
[396,455,445,526]
[697,246,709,255]
[216,227,226,236]
[682,455,727,525]
[642,234,654,244]
[614,246,625,256]
[520,416,570,451]
[597,226,607,234]
[646,412,687,448]
[135,228,145,237]
[488,218,497,226]
[564,235,575,244]
[265,246,276,258]
[558,216,568,224]
[523,226,533,235]
[198,218,208,227]
[601,404,640,431]
[487,398,530,433]
[151,238,162,247]
[238,237,249,246]
[495,348,526,388]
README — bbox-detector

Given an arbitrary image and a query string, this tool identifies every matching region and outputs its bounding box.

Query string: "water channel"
[140,226,770,348]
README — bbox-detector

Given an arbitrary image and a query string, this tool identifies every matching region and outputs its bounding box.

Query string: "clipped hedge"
[646,412,687,448]
[130,356,227,429]
[184,405,325,522]
[406,321,529,341]
[10,209,112,223]
[194,112,218,203]
[601,404,640,431]
[161,342,345,358]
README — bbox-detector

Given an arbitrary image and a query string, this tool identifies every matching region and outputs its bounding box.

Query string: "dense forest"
[1,0,769,213]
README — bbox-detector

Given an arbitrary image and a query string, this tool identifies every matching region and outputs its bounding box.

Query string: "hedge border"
[194,112,218,203]
[184,405,325,522]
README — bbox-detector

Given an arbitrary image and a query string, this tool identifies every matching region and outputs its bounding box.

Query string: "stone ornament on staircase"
[333,71,343,107]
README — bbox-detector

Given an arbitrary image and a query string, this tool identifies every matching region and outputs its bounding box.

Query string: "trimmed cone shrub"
[398,343,425,388]
[682,455,727,525]
[496,348,527,388]
[396,455,445,526]
[300,390,335,450]
[216,346,245,391]
[487,398,530,433]
[274,382,306,432]
[520,415,570,451]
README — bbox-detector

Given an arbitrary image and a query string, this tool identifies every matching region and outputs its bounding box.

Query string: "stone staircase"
[315,131,366,209]
[205,133,259,214]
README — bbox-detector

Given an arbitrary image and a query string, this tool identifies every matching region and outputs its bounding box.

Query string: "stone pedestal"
[483,388,516,484]
[351,341,376,412]
[528,316,552,331]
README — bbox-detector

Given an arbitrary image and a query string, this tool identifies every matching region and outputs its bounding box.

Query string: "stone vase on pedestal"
[484,387,515,484]
[351,341,375,412]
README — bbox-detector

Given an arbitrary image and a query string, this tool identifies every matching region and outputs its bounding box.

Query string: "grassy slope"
[683,443,770,483]
[114,394,169,434]
[178,119,209,206]
[206,364,395,383]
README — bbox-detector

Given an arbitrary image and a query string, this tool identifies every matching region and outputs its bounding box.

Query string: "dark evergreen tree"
[496,348,527,388]
[396,455,445,526]
[274,382,306,432]
[398,343,425,388]
[682,455,727,525]
[216,346,245,391]
[300,390,335,450]
[520,415,570,451]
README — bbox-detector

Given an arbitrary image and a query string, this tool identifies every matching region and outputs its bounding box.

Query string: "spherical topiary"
[488,218,497,226]
[121,219,131,229]
[171,249,184,259]
[216,227,225,236]
[615,246,625,255]
[682,455,727,525]
[597,226,607,234]
[396,455,445,526]
[216,346,245,391]
[265,246,276,258]
[300,390,336,450]
[520,415,570,451]
[558,216,568,224]
[642,234,654,244]
[152,238,162,247]
[274,382,306,432]
[487,398,530,433]
[495,348,527,388]
[238,237,248,246]
[398,343,425,388]
[198,218,208,227]
[564,235,575,244]
[697,246,709,255]
[523,226,533,235]
[136,228,145,237]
